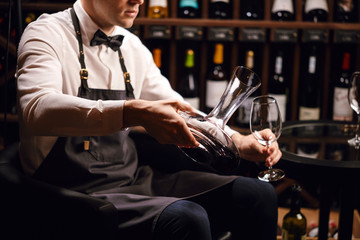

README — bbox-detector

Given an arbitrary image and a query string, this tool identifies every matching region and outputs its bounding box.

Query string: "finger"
[176,117,199,147]
[267,148,282,166]
[175,100,196,113]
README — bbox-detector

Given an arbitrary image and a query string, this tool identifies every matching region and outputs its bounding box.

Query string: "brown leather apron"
[33,8,238,239]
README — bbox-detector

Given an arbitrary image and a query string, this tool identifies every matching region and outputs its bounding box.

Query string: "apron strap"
[118,49,135,99]
[70,8,89,91]
[70,8,135,98]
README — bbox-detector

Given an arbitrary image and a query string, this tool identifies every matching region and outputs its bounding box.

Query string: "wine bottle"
[298,44,321,121]
[152,48,162,69]
[205,43,228,113]
[332,52,353,121]
[236,49,259,127]
[282,184,307,240]
[178,0,200,18]
[240,0,264,20]
[334,0,357,23]
[209,0,232,19]
[24,12,37,26]
[271,0,295,21]
[178,49,200,109]
[303,0,329,22]
[148,0,169,18]
[268,49,287,122]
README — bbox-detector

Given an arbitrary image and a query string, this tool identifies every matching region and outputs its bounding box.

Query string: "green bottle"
[282,184,307,240]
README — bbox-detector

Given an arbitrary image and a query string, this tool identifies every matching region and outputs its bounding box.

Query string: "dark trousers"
[153,177,278,240]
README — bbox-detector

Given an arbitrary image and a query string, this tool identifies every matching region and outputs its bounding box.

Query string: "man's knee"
[233,177,277,209]
[154,200,211,240]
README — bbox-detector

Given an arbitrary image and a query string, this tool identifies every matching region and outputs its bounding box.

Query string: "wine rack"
[0,0,360,130]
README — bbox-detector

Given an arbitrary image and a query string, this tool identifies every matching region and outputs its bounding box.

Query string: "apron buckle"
[80,69,88,80]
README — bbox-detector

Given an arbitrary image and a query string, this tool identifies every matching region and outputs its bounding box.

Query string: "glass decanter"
[178,66,261,174]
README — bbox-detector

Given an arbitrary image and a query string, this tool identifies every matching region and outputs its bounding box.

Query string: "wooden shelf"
[135,18,360,30]
[0,113,18,122]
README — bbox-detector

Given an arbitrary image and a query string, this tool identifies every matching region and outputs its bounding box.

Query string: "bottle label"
[206,80,228,108]
[269,94,286,122]
[184,97,200,110]
[282,229,307,240]
[149,0,167,7]
[299,106,320,120]
[305,0,329,13]
[179,0,199,9]
[333,87,353,121]
[272,0,294,14]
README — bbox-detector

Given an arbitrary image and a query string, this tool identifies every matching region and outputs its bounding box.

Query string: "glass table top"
[278,120,360,169]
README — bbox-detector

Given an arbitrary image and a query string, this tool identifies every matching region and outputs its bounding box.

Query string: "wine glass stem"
[356,114,360,149]
[266,143,272,170]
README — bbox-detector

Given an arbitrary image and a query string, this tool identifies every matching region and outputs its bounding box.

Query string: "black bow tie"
[90,29,124,51]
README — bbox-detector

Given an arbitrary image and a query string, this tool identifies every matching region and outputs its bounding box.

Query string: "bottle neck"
[185,49,195,68]
[214,44,224,65]
[308,46,318,74]
[342,52,351,71]
[274,53,283,75]
[290,184,302,212]
[153,48,162,68]
[245,50,255,69]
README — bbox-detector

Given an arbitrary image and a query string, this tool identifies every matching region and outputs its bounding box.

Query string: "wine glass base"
[258,168,285,182]
[347,137,360,149]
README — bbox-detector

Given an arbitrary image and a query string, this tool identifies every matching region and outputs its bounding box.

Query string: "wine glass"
[250,95,285,182]
[347,71,360,149]
[178,66,261,175]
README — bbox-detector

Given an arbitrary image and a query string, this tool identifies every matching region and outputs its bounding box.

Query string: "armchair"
[0,143,119,240]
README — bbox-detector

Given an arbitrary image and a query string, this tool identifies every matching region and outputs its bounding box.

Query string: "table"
[277,120,360,240]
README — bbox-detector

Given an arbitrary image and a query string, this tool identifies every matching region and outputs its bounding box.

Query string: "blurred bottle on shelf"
[307,220,338,238]
[209,0,232,19]
[298,44,322,121]
[205,43,227,113]
[178,49,200,109]
[282,184,307,240]
[268,48,288,122]
[0,11,16,43]
[240,0,264,20]
[152,48,162,69]
[148,0,169,18]
[334,0,357,22]
[178,0,200,18]
[24,12,37,26]
[236,49,259,128]
[332,51,353,121]
[303,0,329,22]
[271,0,295,21]
[307,221,319,237]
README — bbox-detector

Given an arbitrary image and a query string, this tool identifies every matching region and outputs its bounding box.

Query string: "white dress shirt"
[16,0,236,175]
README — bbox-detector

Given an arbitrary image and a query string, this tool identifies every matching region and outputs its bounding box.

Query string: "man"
[16,0,282,239]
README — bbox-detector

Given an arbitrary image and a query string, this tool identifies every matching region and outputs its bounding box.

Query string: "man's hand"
[124,99,199,147]
[232,130,282,167]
